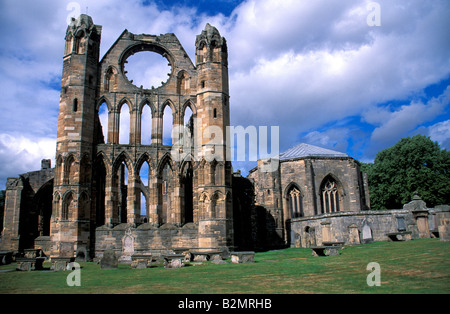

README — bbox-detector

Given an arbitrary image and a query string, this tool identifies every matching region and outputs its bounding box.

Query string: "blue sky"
[0,0,449,189]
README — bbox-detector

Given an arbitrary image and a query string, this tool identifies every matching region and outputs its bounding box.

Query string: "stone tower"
[195,24,233,250]
[49,15,233,259]
[50,15,102,257]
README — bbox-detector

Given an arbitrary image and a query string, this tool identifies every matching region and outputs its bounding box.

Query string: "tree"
[361,135,450,210]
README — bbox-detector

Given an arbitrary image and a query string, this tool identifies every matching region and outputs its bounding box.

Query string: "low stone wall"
[290,209,417,247]
[95,222,199,258]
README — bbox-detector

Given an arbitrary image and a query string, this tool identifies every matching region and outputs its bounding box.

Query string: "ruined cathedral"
[2,15,445,261]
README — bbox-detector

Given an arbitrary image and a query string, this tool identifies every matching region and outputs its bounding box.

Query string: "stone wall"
[290,209,417,247]
[95,223,199,258]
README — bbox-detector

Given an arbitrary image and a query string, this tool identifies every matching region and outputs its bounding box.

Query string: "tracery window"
[321,179,340,213]
[288,187,303,218]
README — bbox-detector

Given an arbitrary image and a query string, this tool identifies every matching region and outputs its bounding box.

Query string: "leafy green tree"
[361,135,450,210]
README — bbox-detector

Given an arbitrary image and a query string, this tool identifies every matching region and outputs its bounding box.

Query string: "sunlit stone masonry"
[1,15,449,264]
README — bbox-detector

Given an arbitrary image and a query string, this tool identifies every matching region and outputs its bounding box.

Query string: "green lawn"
[0,239,449,294]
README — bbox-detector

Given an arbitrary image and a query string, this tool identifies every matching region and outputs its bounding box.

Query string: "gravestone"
[309,227,316,247]
[361,220,373,244]
[60,242,75,258]
[163,254,185,268]
[438,218,450,241]
[435,205,450,241]
[321,222,332,244]
[230,252,255,263]
[348,224,360,245]
[119,228,135,264]
[101,250,118,269]
[396,217,406,232]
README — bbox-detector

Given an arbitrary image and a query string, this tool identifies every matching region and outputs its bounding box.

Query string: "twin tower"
[53,15,233,258]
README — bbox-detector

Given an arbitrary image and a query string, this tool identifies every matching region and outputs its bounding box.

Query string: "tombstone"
[347,224,360,245]
[294,233,301,248]
[100,250,118,269]
[309,227,317,247]
[396,217,406,232]
[321,222,332,244]
[438,218,450,241]
[435,205,450,241]
[405,193,430,238]
[428,213,438,237]
[163,254,185,268]
[59,242,75,258]
[414,213,430,238]
[230,252,255,263]
[119,228,135,264]
[361,220,373,244]
[76,247,87,262]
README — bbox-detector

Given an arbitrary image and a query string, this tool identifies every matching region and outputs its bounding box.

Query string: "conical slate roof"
[279,143,348,160]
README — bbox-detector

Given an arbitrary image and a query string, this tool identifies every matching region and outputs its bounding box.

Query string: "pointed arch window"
[162,103,173,146]
[288,186,303,218]
[62,193,73,220]
[321,179,340,213]
[119,102,131,144]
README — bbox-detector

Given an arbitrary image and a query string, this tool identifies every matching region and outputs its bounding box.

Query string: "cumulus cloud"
[365,86,450,156]
[0,0,449,187]
[0,134,55,183]
[428,120,450,150]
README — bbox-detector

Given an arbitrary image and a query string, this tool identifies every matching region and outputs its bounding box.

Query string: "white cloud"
[370,86,450,145]
[303,129,350,153]
[0,0,449,187]
[428,120,450,150]
[0,134,56,186]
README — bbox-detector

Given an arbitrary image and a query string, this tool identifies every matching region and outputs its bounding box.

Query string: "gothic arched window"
[321,178,340,214]
[288,186,303,218]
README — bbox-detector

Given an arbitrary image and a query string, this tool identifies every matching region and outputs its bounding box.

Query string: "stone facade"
[247,143,448,248]
[1,160,54,252]
[247,143,370,247]
[1,15,449,259]
[1,15,233,259]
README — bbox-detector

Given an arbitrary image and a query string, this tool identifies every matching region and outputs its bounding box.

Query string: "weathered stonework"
[247,143,448,248]
[1,15,449,259]
[1,15,233,259]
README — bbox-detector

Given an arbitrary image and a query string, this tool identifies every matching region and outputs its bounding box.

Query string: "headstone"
[348,224,360,245]
[60,242,74,258]
[321,222,332,243]
[131,254,152,269]
[396,217,406,232]
[415,215,430,238]
[309,227,316,247]
[361,220,373,244]
[100,250,118,269]
[435,205,450,241]
[119,228,135,264]
[76,247,87,262]
[428,214,437,231]
[230,252,255,263]
[438,218,450,241]
[163,254,185,268]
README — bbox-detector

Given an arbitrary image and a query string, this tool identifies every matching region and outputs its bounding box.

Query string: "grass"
[0,238,449,294]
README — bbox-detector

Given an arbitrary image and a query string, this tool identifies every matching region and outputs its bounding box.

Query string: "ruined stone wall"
[0,162,54,252]
[290,209,415,247]
[249,155,370,246]
[95,223,198,257]
[49,15,233,259]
